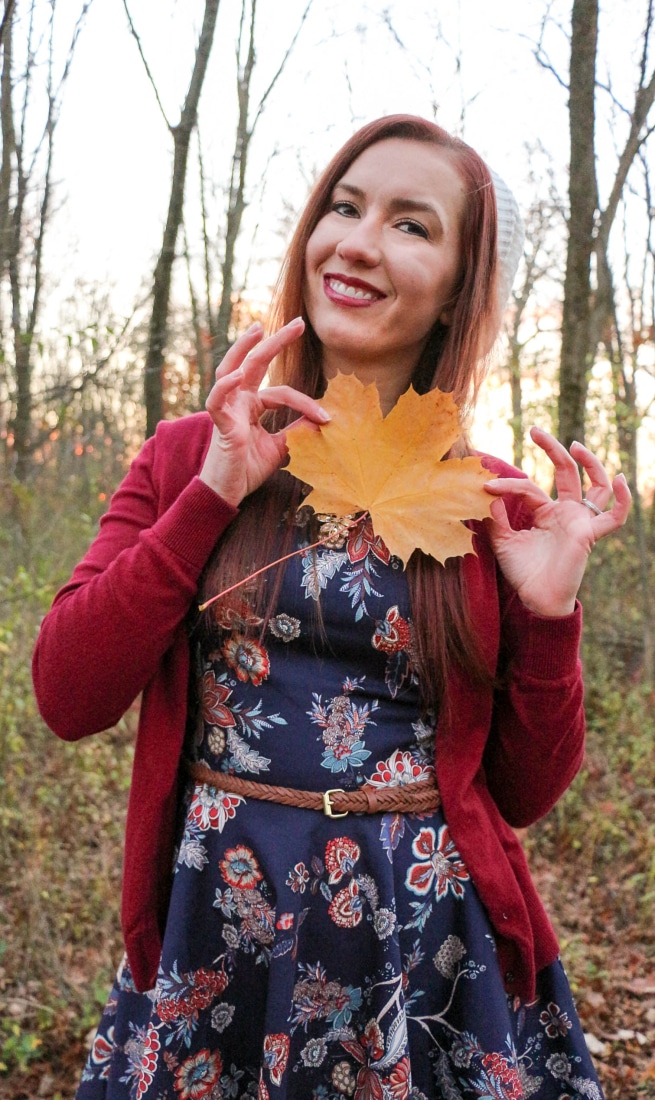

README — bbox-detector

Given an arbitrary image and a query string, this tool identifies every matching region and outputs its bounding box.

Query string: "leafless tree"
[204,0,314,384]
[502,149,566,466]
[1,0,93,479]
[555,0,655,447]
[123,0,221,438]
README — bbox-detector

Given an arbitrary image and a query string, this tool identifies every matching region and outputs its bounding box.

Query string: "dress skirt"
[76,514,604,1099]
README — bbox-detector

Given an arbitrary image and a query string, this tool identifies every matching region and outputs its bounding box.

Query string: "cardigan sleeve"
[32,422,238,741]
[482,574,585,828]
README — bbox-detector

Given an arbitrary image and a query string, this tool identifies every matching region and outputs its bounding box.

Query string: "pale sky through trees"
[52,0,575,300]
[28,0,655,478]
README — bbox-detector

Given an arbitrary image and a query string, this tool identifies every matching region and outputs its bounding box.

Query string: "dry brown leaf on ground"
[286,373,493,565]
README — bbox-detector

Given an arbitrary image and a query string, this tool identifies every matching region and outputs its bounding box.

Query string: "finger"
[585,473,632,538]
[205,362,249,413]
[213,321,265,381]
[206,317,307,408]
[529,426,581,500]
[484,495,512,534]
[258,385,331,425]
[484,476,552,511]
[569,439,613,505]
[239,317,306,388]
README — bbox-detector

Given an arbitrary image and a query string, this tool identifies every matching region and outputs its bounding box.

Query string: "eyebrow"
[333,181,442,220]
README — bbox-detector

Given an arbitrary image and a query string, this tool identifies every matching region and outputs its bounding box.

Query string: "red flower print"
[480,1052,523,1100]
[201,671,236,726]
[156,967,228,1023]
[539,1001,573,1038]
[263,1032,290,1087]
[136,1025,160,1100]
[361,1019,384,1061]
[276,912,294,930]
[220,845,263,890]
[286,861,310,893]
[174,1049,222,1099]
[372,606,411,654]
[329,879,363,928]
[405,825,469,900]
[347,515,390,565]
[187,968,229,1012]
[189,786,244,831]
[325,836,361,884]
[354,1066,384,1100]
[368,749,432,788]
[258,1074,270,1100]
[386,1056,411,1100]
[90,1026,114,1068]
[213,599,263,631]
[221,635,270,685]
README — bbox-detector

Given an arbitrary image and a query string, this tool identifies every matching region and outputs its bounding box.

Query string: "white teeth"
[329,278,376,300]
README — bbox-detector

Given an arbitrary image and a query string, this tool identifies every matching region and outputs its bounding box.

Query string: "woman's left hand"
[484,426,632,617]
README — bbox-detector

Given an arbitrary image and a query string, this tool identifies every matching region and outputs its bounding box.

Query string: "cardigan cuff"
[151,477,239,569]
[502,594,583,680]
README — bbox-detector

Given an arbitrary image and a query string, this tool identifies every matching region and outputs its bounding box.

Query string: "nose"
[335,214,382,267]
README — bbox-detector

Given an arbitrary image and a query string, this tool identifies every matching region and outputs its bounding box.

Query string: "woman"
[33,116,630,1099]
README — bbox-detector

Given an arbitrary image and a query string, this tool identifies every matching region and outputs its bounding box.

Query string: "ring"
[581,499,603,516]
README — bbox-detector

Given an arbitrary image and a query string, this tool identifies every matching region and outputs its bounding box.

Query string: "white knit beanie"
[490,169,525,311]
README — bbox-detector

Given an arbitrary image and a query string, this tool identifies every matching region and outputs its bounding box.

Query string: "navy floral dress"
[78,513,604,1100]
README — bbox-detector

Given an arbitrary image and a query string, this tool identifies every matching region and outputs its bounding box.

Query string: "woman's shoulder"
[151,410,214,447]
[127,412,214,511]
[147,411,214,473]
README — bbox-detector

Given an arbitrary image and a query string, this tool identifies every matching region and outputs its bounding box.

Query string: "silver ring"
[581,498,603,516]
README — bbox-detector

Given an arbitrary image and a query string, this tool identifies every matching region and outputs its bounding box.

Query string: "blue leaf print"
[301,549,347,601]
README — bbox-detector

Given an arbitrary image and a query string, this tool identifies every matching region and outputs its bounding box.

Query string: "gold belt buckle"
[323,788,348,818]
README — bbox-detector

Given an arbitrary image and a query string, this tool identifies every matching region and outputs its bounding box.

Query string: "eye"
[331,200,360,218]
[396,218,429,239]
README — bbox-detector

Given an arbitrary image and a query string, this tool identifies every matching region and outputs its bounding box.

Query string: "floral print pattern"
[77,516,604,1099]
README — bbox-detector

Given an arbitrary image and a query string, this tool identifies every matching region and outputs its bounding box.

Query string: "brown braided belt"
[185,760,441,819]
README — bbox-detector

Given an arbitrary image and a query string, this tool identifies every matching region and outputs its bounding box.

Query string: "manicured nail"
[246,321,263,334]
[317,407,331,421]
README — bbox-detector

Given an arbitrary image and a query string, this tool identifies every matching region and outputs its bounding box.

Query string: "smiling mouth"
[323,274,386,304]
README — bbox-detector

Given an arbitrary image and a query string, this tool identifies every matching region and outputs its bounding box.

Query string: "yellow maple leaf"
[285,372,494,566]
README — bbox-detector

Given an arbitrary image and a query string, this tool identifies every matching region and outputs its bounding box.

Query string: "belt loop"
[323,789,348,818]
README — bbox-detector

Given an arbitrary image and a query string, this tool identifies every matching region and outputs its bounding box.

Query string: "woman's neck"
[321,351,417,415]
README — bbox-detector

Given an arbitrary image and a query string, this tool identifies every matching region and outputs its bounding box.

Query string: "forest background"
[1,0,655,1096]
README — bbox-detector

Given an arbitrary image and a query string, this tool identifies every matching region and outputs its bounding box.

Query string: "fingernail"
[571,440,582,448]
[289,316,304,326]
[317,407,331,422]
[246,321,263,334]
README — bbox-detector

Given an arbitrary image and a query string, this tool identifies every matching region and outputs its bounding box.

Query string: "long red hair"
[199,115,501,712]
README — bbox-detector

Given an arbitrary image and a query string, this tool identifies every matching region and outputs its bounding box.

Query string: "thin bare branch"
[250,0,314,131]
[121,0,170,131]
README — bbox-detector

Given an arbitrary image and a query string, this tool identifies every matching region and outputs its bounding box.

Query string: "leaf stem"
[198,535,330,613]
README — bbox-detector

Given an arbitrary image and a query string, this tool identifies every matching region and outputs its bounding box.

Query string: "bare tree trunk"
[207,0,313,384]
[142,0,220,438]
[558,0,598,449]
[212,0,255,372]
[1,0,92,478]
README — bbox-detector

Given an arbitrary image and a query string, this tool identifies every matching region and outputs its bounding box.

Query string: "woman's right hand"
[199,317,330,507]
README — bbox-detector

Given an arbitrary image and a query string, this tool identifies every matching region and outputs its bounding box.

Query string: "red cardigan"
[32,412,585,1001]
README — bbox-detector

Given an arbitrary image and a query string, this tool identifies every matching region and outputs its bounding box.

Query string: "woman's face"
[303,138,466,390]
